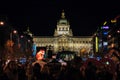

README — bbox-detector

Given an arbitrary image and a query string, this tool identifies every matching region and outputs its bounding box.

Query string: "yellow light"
[111,43,115,48]
[111,19,117,23]
[103,21,107,25]
[95,37,98,52]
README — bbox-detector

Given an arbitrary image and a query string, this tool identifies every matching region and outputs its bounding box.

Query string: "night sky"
[0,0,120,36]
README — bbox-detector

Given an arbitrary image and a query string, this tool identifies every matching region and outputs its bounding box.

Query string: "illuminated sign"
[102,26,109,29]
[95,37,98,52]
[111,19,116,23]
[36,49,45,60]
[32,43,37,56]
[103,32,108,35]
[103,42,108,46]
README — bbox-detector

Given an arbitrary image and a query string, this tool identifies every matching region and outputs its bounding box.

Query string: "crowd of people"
[0,56,120,80]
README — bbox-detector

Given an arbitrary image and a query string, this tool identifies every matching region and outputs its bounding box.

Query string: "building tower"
[54,10,73,37]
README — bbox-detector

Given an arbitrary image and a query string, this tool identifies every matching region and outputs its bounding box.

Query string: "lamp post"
[9,30,17,47]
[0,21,5,59]
[6,30,17,58]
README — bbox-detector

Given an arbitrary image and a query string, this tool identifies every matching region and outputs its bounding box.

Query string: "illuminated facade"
[33,10,93,56]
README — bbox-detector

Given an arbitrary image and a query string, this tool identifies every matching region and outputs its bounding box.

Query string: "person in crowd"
[26,63,33,80]
[85,61,97,80]
[116,63,120,80]
[41,64,53,80]
[32,63,42,80]
[2,60,18,80]
[17,63,27,80]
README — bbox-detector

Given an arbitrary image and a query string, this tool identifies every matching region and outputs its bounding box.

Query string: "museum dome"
[57,10,69,25]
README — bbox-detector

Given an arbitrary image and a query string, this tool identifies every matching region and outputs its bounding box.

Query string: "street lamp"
[10,30,16,41]
[0,21,4,26]
[0,21,4,59]
[9,30,18,47]
[6,30,19,58]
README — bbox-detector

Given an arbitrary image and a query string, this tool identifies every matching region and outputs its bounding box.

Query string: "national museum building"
[33,11,93,56]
